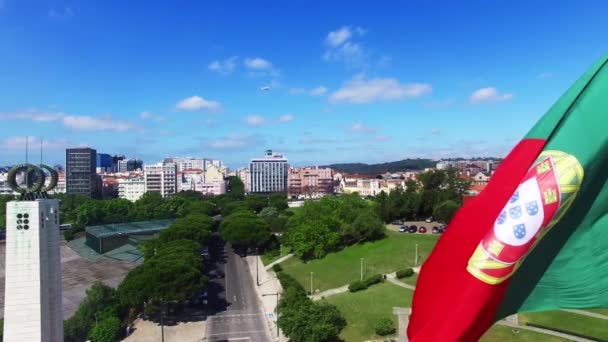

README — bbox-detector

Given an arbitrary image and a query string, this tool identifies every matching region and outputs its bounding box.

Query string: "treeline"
[323,158,436,174]
[283,195,386,259]
[375,168,470,224]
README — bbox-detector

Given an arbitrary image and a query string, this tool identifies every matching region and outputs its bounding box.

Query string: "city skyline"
[2,1,608,168]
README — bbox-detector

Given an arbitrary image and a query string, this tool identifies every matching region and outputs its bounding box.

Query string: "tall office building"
[66,147,97,197]
[4,199,63,341]
[118,158,143,172]
[96,153,113,173]
[144,162,177,197]
[250,150,288,193]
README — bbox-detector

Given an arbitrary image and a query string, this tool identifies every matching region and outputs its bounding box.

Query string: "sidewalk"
[122,318,205,342]
[264,253,294,270]
[311,284,349,301]
[245,255,289,342]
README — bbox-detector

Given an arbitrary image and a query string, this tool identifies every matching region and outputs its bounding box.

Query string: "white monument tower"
[3,164,63,342]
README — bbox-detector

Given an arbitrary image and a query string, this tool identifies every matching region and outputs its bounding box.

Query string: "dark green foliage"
[284,195,385,259]
[278,286,346,342]
[272,264,283,273]
[226,176,245,200]
[64,282,118,342]
[245,194,268,213]
[276,272,306,294]
[323,159,436,174]
[219,211,271,248]
[159,213,213,244]
[433,200,461,224]
[348,280,367,292]
[117,240,206,307]
[374,317,396,336]
[269,193,289,211]
[221,201,249,216]
[362,273,383,287]
[88,315,121,342]
[396,268,414,279]
[63,229,75,241]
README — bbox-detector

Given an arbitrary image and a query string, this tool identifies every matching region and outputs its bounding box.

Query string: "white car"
[425,218,432,223]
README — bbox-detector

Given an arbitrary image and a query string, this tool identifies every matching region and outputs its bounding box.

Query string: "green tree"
[64,282,118,342]
[88,315,120,342]
[343,209,386,244]
[222,201,249,216]
[258,206,279,219]
[159,213,213,244]
[177,200,215,217]
[375,190,390,222]
[133,192,169,220]
[245,194,268,213]
[269,193,288,211]
[285,222,340,259]
[220,211,271,248]
[118,240,206,307]
[103,198,134,223]
[226,176,245,200]
[433,200,461,223]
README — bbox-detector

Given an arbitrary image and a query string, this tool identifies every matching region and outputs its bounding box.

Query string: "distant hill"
[323,159,436,175]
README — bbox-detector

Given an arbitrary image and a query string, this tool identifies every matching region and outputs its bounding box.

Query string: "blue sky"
[1,0,608,168]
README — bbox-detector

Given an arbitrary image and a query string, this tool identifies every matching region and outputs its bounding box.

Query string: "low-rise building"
[287,166,334,199]
[118,176,145,202]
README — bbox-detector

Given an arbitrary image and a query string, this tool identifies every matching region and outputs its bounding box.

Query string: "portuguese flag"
[408,55,608,341]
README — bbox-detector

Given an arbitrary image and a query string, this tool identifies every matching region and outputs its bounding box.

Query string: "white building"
[165,157,206,172]
[118,176,146,202]
[436,161,455,170]
[250,150,288,193]
[340,178,405,197]
[4,199,63,341]
[0,171,12,195]
[144,162,177,197]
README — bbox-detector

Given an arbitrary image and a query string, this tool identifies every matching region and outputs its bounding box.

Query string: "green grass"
[481,325,568,341]
[325,282,413,341]
[261,245,291,265]
[519,310,608,340]
[586,308,608,316]
[400,273,418,286]
[281,230,438,292]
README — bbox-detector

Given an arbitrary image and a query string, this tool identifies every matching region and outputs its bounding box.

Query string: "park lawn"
[400,273,418,286]
[519,310,608,340]
[261,245,291,265]
[280,230,438,292]
[324,282,412,341]
[481,325,568,342]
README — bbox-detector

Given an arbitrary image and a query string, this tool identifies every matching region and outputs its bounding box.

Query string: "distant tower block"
[4,199,63,342]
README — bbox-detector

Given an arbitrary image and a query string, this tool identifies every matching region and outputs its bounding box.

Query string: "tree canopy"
[220,211,271,249]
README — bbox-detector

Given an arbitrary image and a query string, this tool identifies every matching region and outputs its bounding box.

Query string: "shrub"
[363,273,383,287]
[63,229,75,241]
[272,264,283,273]
[396,268,414,279]
[375,317,396,336]
[348,280,367,292]
[277,272,306,294]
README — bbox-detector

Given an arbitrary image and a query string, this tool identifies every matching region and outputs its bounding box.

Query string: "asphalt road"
[205,236,272,342]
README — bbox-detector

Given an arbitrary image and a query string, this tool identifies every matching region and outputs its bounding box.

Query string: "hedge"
[374,317,396,336]
[272,264,283,273]
[348,281,367,292]
[277,272,305,294]
[363,274,383,287]
[396,268,414,279]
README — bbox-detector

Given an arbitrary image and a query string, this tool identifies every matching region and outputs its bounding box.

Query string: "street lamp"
[256,247,260,286]
[159,299,179,342]
[360,258,364,281]
[310,272,314,295]
[263,293,281,338]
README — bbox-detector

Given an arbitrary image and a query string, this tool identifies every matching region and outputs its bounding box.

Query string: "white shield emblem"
[493,178,545,246]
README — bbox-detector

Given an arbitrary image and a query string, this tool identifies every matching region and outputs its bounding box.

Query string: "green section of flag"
[497,55,608,319]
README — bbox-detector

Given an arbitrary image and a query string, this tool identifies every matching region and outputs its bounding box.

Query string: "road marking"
[206,330,266,336]
[209,313,264,318]
[234,295,237,302]
[227,338,250,341]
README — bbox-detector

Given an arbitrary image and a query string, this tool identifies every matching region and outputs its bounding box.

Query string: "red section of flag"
[407,138,547,341]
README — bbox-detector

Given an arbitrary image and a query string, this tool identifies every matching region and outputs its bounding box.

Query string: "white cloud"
[208,56,238,74]
[326,26,353,47]
[330,77,432,104]
[244,57,273,70]
[49,7,73,19]
[2,136,71,150]
[139,111,164,121]
[470,87,513,104]
[62,115,135,132]
[175,96,222,111]
[0,109,65,122]
[537,72,553,79]
[244,115,266,126]
[323,26,368,68]
[289,88,305,95]
[348,123,376,133]
[310,86,328,96]
[206,134,262,149]
[278,114,294,122]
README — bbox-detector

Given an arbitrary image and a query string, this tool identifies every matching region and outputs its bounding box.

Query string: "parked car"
[432,226,440,234]
[399,226,408,232]
[419,226,427,234]
[408,226,417,233]
[392,220,402,225]
[425,217,433,223]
